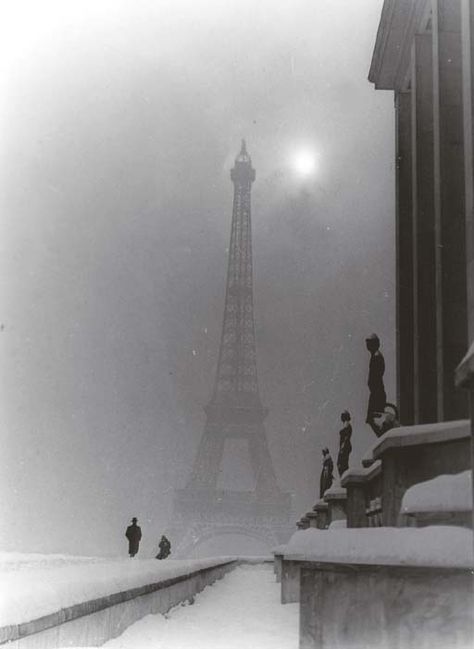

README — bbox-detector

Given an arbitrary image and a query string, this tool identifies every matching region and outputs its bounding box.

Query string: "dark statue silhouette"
[365,333,399,437]
[337,410,352,477]
[319,448,334,498]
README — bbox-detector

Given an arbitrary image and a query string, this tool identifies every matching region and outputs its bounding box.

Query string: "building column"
[395,90,415,425]
[432,0,468,421]
[411,32,438,423]
[456,0,474,527]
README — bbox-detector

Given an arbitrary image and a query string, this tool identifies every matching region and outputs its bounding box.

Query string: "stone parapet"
[0,559,239,648]
[299,560,473,649]
[367,420,471,526]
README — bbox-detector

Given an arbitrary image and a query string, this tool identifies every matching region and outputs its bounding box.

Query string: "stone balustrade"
[369,419,471,526]
[341,460,382,527]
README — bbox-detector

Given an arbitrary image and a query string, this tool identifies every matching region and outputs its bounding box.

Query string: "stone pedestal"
[281,559,300,604]
[274,553,283,583]
[306,511,319,529]
[323,485,347,526]
[341,461,382,528]
[312,500,329,530]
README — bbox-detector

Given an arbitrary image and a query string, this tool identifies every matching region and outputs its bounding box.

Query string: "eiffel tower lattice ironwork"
[171,141,292,557]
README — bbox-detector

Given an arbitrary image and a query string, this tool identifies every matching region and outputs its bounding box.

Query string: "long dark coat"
[125,523,142,556]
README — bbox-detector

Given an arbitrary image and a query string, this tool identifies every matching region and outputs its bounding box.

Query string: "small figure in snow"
[125,517,142,558]
[365,333,387,436]
[319,448,334,499]
[155,535,171,560]
[337,410,352,477]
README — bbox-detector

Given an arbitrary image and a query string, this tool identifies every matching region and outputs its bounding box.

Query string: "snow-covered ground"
[0,552,238,626]
[93,564,298,649]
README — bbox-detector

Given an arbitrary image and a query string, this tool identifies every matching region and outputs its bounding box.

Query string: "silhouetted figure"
[365,333,387,436]
[319,448,334,498]
[337,410,352,477]
[155,535,171,560]
[125,517,142,558]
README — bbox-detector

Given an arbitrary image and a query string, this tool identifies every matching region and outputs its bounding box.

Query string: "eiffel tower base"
[168,487,293,558]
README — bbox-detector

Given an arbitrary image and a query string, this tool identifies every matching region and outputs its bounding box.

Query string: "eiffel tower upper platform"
[171,142,292,557]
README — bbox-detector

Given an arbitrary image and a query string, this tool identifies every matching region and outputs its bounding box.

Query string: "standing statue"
[319,448,334,498]
[365,333,399,437]
[365,333,387,436]
[337,410,352,477]
[155,535,171,560]
[125,517,142,558]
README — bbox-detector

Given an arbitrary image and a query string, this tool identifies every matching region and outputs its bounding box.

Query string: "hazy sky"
[0,0,394,557]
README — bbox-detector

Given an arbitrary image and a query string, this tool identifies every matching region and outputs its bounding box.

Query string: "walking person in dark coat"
[319,448,334,499]
[125,517,142,558]
[337,410,352,477]
[155,535,171,560]
[365,333,387,436]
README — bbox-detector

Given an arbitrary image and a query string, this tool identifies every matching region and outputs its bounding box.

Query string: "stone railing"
[0,559,240,648]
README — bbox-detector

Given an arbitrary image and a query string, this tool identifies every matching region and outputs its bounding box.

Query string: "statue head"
[322,447,330,457]
[132,517,138,524]
[341,410,351,422]
[365,333,380,353]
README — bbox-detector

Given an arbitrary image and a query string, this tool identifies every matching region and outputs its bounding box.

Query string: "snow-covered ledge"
[371,419,471,459]
[401,471,473,528]
[285,528,474,649]
[0,556,239,647]
[361,419,471,526]
[283,526,473,567]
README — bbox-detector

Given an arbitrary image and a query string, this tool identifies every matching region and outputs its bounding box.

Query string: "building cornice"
[369,0,431,90]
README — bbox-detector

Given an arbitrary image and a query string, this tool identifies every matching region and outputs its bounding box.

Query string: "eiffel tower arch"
[170,142,293,557]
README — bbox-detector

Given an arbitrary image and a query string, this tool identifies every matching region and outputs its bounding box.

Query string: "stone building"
[368,0,473,442]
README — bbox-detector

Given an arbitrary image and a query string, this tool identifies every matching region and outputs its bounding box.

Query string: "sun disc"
[292,149,317,177]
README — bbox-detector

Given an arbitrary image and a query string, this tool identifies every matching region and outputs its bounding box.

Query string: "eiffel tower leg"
[249,424,279,498]
[189,423,224,490]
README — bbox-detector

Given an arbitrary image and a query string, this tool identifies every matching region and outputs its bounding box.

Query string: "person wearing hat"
[319,447,334,499]
[337,410,352,477]
[125,517,142,558]
[365,333,387,436]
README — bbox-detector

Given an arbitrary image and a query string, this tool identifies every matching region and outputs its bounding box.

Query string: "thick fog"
[0,0,394,557]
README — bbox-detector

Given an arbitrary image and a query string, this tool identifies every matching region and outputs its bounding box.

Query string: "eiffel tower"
[171,141,292,557]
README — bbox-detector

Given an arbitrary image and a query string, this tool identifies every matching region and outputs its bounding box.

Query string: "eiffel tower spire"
[211,139,261,410]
